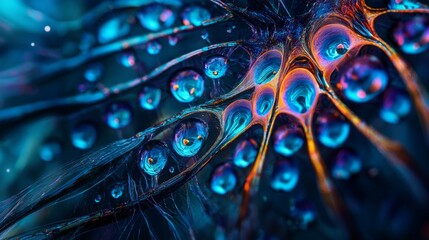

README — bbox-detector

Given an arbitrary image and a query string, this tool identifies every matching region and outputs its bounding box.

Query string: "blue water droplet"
[140,142,167,176]
[98,14,130,44]
[270,159,299,192]
[105,103,132,129]
[332,148,362,180]
[233,139,258,168]
[111,184,124,199]
[380,88,411,124]
[71,122,97,150]
[204,56,228,78]
[137,3,175,32]
[168,35,179,46]
[84,63,103,82]
[181,6,211,26]
[147,41,162,55]
[254,52,281,84]
[117,50,136,68]
[389,0,420,10]
[139,86,161,110]
[317,113,350,148]
[393,16,429,54]
[210,163,237,195]
[170,70,205,103]
[255,90,274,116]
[172,119,208,157]
[339,56,388,103]
[94,194,102,203]
[273,126,304,157]
[285,80,316,114]
[169,166,175,173]
[39,140,62,162]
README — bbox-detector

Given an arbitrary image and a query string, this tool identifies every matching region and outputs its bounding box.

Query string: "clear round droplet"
[139,86,161,110]
[170,70,205,103]
[332,148,362,180]
[147,41,162,55]
[172,118,208,157]
[339,55,388,103]
[105,102,132,129]
[233,139,258,168]
[270,159,299,192]
[39,140,62,162]
[111,184,124,199]
[181,6,211,26]
[71,122,97,150]
[317,113,350,148]
[140,142,167,176]
[137,3,175,32]
[210,163,237,195]
[84,63,103,82]
[117,50,136,68]
[380,88,411,124]
[204,56,228,78]
[273,126,304,157]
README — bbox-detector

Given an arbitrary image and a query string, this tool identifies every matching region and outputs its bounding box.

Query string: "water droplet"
[117,50,136,67]
[98,14,130,44]
[84,63,103,82]
[393,16,429,54]
[71,122,97,150]
[31,42,35,47]
[204,56,228,78]
[285,80,316,113]
[380,88,411,124]
[147,41,162,55]
[181,6,211,26]
[210,163,237,195]
[332,148,362,180]
[105,102,132,129]
[44,25,51,32]
[94,194,102,203]
[172,119,208,157]
[270,159,299,192]
[139,86,161,110]
[273,126,304,157]
[140,141,167,176]
[317,113,350,148]
[169,166,175,173]
[170,70,205,103]
[389,0,420,10]
[111,184,124,199]
[254,51,281,84]
[233,139,258,168]
[137,3,175,32]
[168,35,179,46]
[339,55,388,103]
[255,90,274,116]
[39,140,62,162]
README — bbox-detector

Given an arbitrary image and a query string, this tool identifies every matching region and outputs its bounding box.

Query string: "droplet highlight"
[170,70,205,103]
[172,119,208,157]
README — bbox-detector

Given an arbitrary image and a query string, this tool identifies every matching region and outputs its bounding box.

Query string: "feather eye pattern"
[0,0,429,239]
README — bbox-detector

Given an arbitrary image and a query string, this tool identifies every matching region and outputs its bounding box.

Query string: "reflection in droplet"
[71,122,97,150]
[393,16,429,54]
[111,184,124,199]
[317,113,350,148]
[273,126,304,157]
[233,139,258,168]
[118,50,136,68]
[210,163,237,195]
[172,119,208,157]
[137,3,175,32]
[181,6,211,26]
[139,87,161,110]
[380,88,411,124]
[140,142,167,176]
[147,41,162,55]
[204,56,228,78]
[332,148,362,180]
[339,55,388,103]
[170,70,205,102]
[105,103,132,129]
[271,159,299,192]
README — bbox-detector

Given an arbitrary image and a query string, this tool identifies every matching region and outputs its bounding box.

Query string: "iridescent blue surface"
[331,148,362,180]
[84,63,103,82]
[270,159,299,192]
[98,14,130,44]
[393,16,429,54]
[273,126,304,157]
[140,142,167,176]
[105,103,132,129]
[111,184,124,199]
[339,56,388,103]
[233,139,258,168]
[181,6,211,26]
[170,70,205,102]
[255,91,274,116]
[254,53,281,84]
[71,123,97,150]
[210,163,237,195]
[137,3,175,32]
[317,114,350,148]
[285,80,316,114]
[139,87,161,110]
[147,41,162,55]
[204,56,228,78]
[224,105,252,140]
[39,141,61,162]
[380,88,411,124]
[172,119,208,157]
[322,37,350,60]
